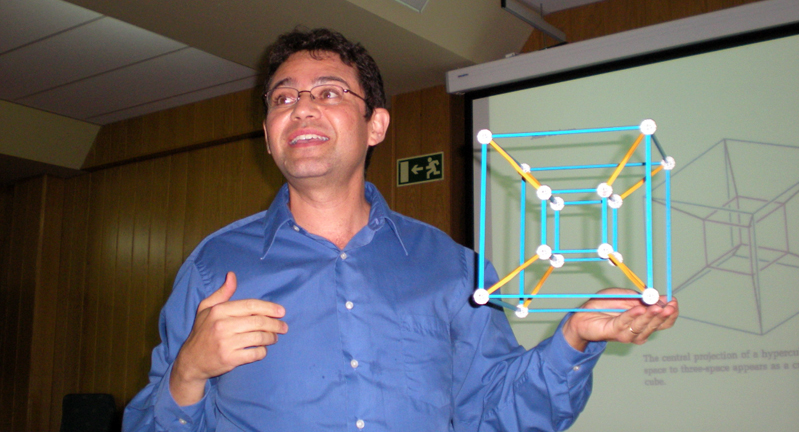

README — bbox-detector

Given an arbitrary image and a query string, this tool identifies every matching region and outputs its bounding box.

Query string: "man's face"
[263,51,388,187]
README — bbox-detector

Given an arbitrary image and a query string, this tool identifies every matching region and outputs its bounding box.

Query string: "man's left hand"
[561,288,679,352]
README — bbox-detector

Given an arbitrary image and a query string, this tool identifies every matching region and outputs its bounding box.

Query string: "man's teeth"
[290,134,329,145]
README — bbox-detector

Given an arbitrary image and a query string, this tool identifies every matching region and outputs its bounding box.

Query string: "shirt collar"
[261,182,408,258]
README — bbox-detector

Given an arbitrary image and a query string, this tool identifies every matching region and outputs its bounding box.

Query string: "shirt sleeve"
[122,261,217,432]
[451,255,606,432]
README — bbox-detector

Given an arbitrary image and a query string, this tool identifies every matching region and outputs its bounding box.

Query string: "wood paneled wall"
[0,176,64,432]
[386,86,468,245]
[18,137,283,431]
[522,0,764,52]
[83,90,264,171]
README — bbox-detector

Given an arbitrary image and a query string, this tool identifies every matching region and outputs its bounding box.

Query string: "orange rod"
[489,140,542,189]
[607,254,646,292]
[620,165,664,199]
[606,134,644,186]
[522,265,555,308]
[487,254,539,295]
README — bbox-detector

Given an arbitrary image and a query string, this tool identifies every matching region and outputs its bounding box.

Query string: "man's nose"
[291,91,319,118]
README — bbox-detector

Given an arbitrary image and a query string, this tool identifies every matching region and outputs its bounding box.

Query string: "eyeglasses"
[264,84,366,110]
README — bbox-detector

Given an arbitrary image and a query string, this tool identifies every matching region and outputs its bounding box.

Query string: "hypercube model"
[473,120,674,316]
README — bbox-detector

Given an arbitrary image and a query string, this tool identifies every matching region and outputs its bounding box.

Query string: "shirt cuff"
[544,313,606,382]
[153,363,208,430]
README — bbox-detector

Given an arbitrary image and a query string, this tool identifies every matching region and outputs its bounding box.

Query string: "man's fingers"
[217,314,288,336]
[213,298,286,319]
[198,272,238,312]
[628,298,679,342]
[205,314,288,344]
[231,329,281,349]
[197,272,286,320]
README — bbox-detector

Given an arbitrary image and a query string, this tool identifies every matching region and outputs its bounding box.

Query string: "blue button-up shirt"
[123,182,604,432]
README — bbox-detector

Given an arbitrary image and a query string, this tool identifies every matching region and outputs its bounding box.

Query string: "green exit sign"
[397,152,444,186]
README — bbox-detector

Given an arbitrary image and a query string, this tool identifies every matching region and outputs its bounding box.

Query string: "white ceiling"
[0,0,602,184]
[1,0,258,125]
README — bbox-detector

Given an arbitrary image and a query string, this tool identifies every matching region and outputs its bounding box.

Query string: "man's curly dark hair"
[263,28,386,120]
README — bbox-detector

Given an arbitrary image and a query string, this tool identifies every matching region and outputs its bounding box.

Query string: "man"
[124,28,678,432]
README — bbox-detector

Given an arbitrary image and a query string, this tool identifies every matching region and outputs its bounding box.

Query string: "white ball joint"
[608,194,623,209]
[515,304,529,318]
[536,244,553,260]
[661,156,676,170]
[596,182,613,198]
[607,251,623,266]
[476,129,493,145]
[549,196,565,211]
[596,243,614,259]
[550,254,565,268]
[641,287,660,305]
[639,119,657,135]
[473,288,489,305]
[520,163,531,173]
[536,185,552,201]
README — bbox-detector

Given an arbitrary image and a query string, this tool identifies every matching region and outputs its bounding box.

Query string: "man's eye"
[318,87,342,100]
[274,95,292,105]
[270,90,295,106]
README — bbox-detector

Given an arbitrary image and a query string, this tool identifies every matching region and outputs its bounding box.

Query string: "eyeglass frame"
[263,84,367,110]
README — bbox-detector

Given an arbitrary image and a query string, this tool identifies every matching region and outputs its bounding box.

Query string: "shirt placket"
[336,248,369,430]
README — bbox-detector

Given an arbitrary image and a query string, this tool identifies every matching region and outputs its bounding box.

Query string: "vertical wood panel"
[113,163,136,410]
[80,172,105,393]
[0,185,14,431]
[28,176,64,431]
[165,153,189,300]
[390,86,459,236]
[94,168,120,394]
[49,175,91,429]
[419,86,451,233]
[12,179,42,431]
[240,137,280,215]
[184,148,209,261]
[144,158,170,377]
[0,182,28,431]
[392,91,423,220]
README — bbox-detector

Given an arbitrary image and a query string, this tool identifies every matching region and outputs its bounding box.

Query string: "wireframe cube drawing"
[663,139,799,335]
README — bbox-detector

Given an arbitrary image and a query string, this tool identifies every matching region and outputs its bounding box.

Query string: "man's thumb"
[198,271,237,311]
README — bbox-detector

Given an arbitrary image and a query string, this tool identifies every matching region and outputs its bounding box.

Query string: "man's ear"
[263,120,271,154]
[367,108,390,147]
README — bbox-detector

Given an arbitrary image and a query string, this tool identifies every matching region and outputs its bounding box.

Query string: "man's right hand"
[169,272,288,406]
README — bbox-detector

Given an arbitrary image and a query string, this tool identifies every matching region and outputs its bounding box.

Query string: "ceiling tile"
[18,47,257,120]
[0,16,187,100]
[0,0,101,53]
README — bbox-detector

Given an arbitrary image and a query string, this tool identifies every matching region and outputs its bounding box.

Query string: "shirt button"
[340,252,347,260]
[346,301,354,310]
[293,225,300,232]
[356,419,365,429]
[573,365,581,371]
[351,359,359,369]
[178,418,187,425]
